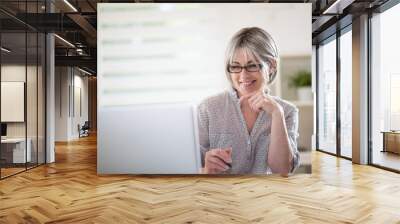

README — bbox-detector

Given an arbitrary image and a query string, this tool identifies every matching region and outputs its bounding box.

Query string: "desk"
[381,131,400,154]
[1,138,31,163]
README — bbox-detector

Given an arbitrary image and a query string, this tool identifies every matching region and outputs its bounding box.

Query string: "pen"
[216,157,231,168]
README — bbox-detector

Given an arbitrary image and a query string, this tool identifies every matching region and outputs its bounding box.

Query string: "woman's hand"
[240,91,283,116]
[202,148,232,174]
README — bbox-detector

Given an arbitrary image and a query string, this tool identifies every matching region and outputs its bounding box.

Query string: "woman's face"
[229,49,266,97]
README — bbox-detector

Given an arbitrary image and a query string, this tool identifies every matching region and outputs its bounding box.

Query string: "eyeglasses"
[227,64,263,73]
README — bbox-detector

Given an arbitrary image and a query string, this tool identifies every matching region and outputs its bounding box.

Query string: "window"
[370,2,400,171]
[339,28,352,158]
[317,36,337,154]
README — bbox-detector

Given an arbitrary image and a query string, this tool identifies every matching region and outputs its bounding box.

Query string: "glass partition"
[0,1,46,179]
[26,0,40,170]
[1,30,28,177]
[317,36,337,155]
[27,30,38,169]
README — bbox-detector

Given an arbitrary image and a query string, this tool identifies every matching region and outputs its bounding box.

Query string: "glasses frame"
[227,63,263,73]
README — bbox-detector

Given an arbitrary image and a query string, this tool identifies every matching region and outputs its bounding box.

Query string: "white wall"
[1,65,38,138]
[1,65,26,131]
[98,3,312,107]
[55,67,89,141]
[71,73,89,138]
[55,66,69,141]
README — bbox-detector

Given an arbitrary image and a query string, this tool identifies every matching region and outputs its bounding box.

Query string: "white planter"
[297,87,313,102]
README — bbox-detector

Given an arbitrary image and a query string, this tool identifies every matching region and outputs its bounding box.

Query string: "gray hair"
[225,27,279,88]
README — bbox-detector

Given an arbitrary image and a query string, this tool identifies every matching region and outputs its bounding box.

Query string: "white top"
[197,90,300,174]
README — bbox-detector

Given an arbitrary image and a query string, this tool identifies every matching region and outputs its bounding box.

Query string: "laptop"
[98,103,202,174]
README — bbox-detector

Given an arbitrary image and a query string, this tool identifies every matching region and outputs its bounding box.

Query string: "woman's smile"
[239,79,257,88]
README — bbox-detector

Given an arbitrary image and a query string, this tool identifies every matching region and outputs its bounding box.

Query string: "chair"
[79,121,90,138]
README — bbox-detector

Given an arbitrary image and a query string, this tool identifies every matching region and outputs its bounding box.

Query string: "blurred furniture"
[295,101,313,151]
[0,138,32,165]
[381,131,400,154]
[79,121,90,138]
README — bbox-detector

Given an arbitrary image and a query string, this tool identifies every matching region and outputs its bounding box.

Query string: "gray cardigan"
[197,90,300,174]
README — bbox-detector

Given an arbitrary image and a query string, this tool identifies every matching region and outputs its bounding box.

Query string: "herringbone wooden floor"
[1,134,400,224]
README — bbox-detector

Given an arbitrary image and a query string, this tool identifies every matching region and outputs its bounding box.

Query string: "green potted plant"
[289,70,312,101]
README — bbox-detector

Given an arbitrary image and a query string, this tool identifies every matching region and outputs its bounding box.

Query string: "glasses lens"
[246,64,260,72]
[228,65,242,73]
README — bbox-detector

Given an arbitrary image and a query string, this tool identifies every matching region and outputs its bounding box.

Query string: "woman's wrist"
[258,95,283,116]
[271,105,284,118]
[262,101,283,116]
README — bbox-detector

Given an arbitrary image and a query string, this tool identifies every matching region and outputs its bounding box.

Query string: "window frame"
[315,23,353,161]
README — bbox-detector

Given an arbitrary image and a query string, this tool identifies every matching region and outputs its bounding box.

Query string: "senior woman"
[198,27,300,175]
